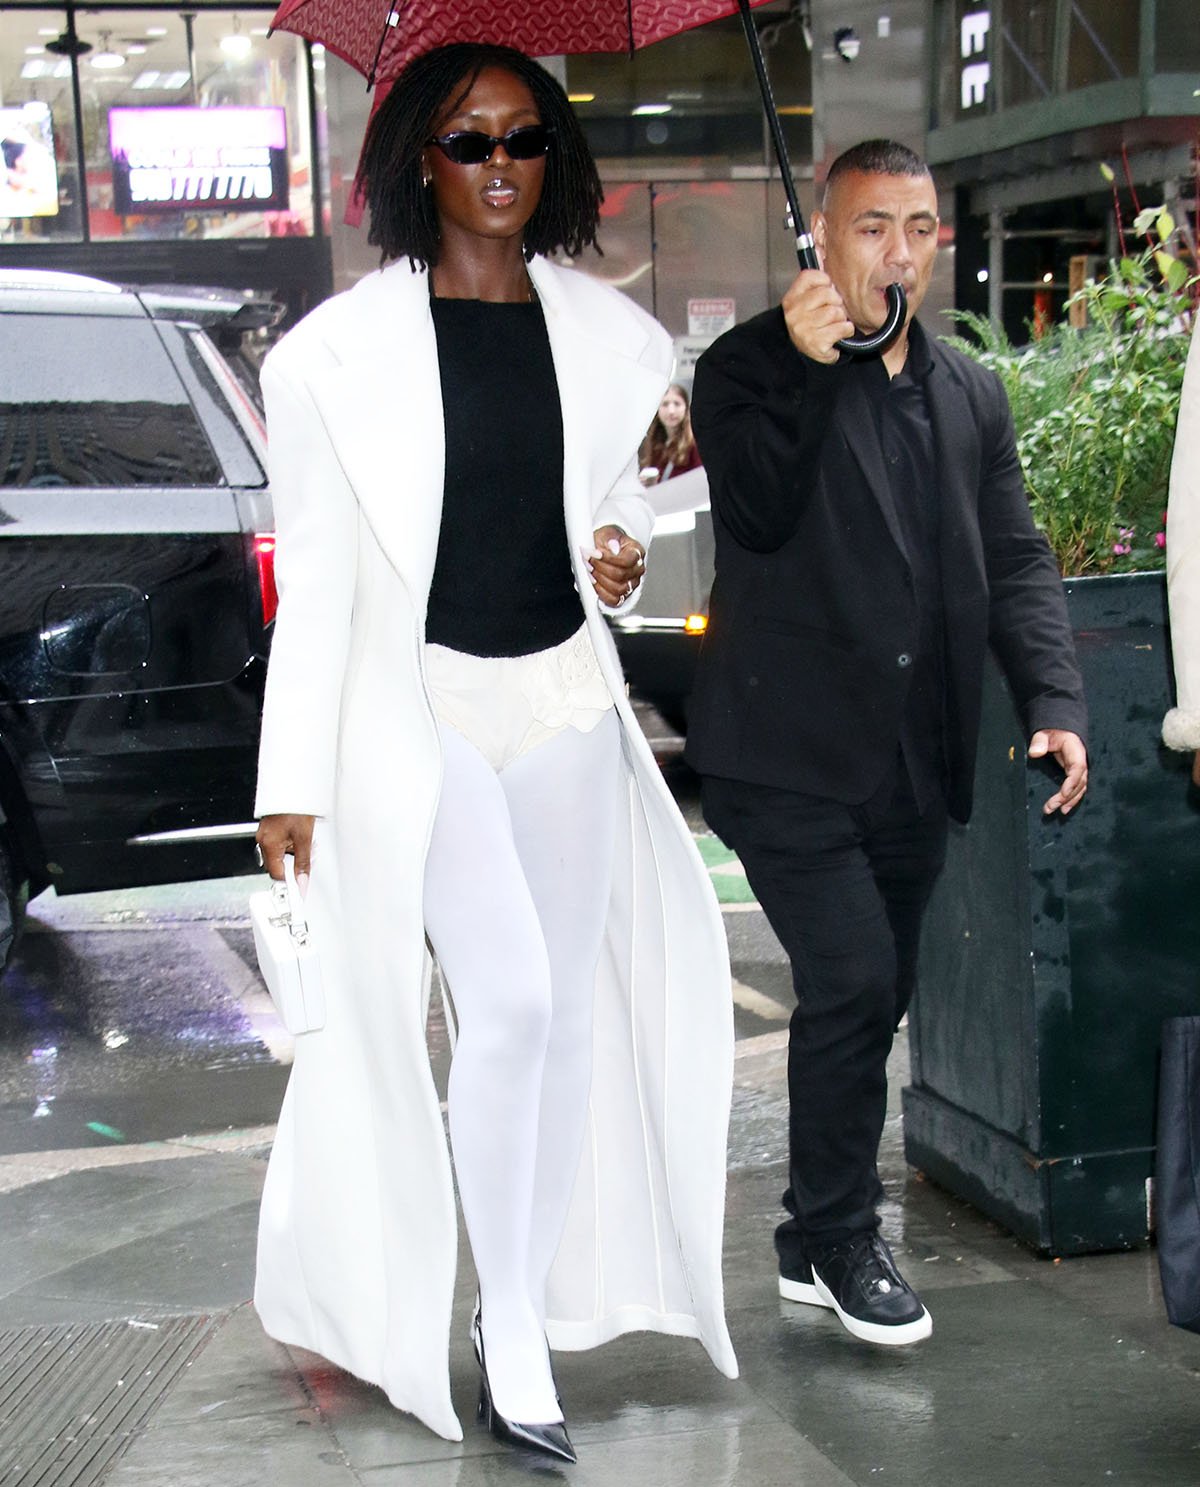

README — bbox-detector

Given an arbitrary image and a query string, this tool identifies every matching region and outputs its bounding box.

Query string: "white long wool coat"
[252,255,738,1441]
[1164,318,1200,750]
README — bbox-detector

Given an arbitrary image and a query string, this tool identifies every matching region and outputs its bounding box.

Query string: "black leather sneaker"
[777,1257,831,1308]
[808,1232,932,1345]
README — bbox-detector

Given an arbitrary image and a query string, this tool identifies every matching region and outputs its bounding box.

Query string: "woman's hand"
[588,525,646,607]
[257,813,316,894]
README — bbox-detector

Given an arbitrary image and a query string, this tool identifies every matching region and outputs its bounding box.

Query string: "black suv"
[0,269,278,975]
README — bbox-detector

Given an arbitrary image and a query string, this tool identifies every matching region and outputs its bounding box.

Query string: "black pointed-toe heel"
[470,1294,562,1407]
[472,1306,576,1465]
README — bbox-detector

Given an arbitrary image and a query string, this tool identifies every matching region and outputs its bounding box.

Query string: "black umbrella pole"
[734,0,906,357]
[735,0,817,269]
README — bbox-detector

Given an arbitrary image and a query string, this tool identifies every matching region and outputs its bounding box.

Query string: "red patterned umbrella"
[270,0,773,91]
[270,0,904,353]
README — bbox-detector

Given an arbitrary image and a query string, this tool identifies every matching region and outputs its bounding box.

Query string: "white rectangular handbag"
[249,856,326,1035]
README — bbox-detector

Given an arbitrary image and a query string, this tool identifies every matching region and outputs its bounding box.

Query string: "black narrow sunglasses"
[427,125,553,165]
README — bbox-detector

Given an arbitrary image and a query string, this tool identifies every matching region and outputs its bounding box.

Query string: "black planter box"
[904,572,1200,1256]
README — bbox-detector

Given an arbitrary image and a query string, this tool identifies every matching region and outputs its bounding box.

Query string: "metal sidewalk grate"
[0,1314,220,1486]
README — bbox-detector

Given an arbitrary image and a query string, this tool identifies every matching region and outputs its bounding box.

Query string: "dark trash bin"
[903,572,1200,1256]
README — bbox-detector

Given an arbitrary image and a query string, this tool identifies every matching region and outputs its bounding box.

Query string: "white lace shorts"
[424,623,614,772]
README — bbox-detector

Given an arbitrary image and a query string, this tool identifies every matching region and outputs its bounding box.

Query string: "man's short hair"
[821,140,931,208]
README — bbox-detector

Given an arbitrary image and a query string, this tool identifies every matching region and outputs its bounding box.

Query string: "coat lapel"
[306,263,446,602]
[530,259,669,553]
[925,342,985,584]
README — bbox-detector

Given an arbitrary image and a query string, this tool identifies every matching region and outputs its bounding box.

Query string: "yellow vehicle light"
[684,614,708,634]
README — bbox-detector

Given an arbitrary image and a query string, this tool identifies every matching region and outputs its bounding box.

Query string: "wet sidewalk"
[2,1022,1198,1487]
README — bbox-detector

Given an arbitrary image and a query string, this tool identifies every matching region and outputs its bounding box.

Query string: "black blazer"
[684,308,1087,823]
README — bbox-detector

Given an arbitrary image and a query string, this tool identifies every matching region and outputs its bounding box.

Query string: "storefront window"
[1156,0,1200,72]
[72,9,313,241]
[934,0,1152,126]
[0,9,85,243]
[1066,2,1138,91]
[999,2,1055,108]
[566,16,811,170]
[932,3,994,125]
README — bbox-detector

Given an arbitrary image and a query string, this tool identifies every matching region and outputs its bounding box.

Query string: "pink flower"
[1112,542,1132,555]
[1155,532,1166,549]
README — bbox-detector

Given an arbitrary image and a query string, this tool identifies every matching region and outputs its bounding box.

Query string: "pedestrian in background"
[688,139,1088,1348]
[254,42,736,1463]
[639,381,702,484]
[1162,313,1200,780]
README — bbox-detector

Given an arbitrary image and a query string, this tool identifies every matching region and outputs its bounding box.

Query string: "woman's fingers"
[589,555,642,604]
[255,813,317,882]
[589,527,645,605]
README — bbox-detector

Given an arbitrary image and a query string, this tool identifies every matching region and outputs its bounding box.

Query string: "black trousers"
[701,755,949,1265]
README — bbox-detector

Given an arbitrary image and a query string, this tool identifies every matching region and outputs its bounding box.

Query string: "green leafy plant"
[946,210,1196,576]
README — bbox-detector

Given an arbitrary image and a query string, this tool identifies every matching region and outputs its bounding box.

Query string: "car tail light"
[254,534,278,626]
[684,613,708,634]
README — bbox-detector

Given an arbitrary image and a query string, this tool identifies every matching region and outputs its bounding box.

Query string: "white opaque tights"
[423,710,621,1425]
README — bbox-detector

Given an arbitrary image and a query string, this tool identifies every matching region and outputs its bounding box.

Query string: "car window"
[168,325,267,488]
[0,312,223,488]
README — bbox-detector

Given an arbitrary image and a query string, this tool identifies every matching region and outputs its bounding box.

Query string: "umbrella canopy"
[270,0,905,354]
[270,0,774,90]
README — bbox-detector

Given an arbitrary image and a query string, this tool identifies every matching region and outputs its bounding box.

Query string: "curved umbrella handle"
[794,232,908,357]
[837,284,908,357]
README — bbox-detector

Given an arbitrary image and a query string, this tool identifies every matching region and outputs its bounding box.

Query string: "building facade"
[927,0,1199,340]
[3,2,1193,343]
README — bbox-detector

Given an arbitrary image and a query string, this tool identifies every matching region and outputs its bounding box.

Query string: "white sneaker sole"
[778,1275,830,1307]
[813,1273,933,1346]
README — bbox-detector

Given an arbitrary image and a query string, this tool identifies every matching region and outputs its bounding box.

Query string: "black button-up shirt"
[862,321,946,811]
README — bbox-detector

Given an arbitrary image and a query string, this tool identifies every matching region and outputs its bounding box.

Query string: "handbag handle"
[268,856,311,946]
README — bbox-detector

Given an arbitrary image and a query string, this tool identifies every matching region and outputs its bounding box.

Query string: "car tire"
[0,831,28,980]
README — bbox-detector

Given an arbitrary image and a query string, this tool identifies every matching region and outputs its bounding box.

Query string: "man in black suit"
[688,140,1088,1346]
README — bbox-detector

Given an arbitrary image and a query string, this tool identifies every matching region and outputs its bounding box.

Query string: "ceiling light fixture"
[633,102,672,116]
[89,31,126,68]
[221,16,252,59]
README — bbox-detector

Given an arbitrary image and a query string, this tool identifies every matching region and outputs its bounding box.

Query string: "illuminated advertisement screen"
[109,106,289,215]
[0,103,59,218]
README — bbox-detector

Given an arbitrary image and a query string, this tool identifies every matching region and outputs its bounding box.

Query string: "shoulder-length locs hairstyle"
[358,43,603,269]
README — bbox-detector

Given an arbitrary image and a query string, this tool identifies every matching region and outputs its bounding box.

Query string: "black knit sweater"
[425,296,584,657]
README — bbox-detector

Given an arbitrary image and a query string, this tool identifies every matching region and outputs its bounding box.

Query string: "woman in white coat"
[254,42,737,1463]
